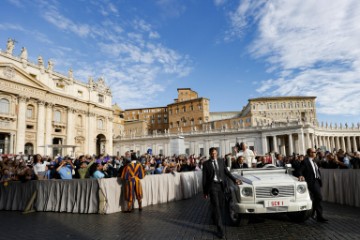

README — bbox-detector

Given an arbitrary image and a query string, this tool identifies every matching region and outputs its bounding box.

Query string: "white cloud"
[23,0,192,109]
[227,0,360,115]
[6,0,24,8]
[156,0,186,18]
[214,0,227,7]
[0,23,25,31]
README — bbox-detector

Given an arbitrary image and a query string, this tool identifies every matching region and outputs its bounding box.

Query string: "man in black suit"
[298,148,328,223]
[232,156,248,169]
[203,147,242,238]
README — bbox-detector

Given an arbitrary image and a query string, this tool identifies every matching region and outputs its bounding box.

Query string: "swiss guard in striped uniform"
[121,152,145,212]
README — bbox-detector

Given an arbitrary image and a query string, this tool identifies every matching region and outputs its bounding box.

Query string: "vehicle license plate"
[266,200,288,207]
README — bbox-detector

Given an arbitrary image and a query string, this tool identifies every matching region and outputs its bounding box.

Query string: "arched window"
[97,119,104,129]
[54,110,61,123]
[26,105,34,119]
[0,98,10,114]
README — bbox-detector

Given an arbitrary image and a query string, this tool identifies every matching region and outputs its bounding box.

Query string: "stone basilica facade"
[1,38,359,158]
[0,39,113,156]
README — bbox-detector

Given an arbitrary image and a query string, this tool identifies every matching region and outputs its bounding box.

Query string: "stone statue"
[6,38,15,54]
[340,123,343,129]
[68,68,73,79]
[20,47,28,60]
[47,60,53,71]
[38,56,44,66]
[88,76,94,88]
[345,123,348,129]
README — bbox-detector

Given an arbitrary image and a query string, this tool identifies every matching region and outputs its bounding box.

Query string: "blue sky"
[1,0,360,125]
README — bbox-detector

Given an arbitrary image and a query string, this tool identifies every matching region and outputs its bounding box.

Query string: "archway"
[0,133,10,154]
[52,137,63,156]
[96,134,106,156]
[24,142,34,156]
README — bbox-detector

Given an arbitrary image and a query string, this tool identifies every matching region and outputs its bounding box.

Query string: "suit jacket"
[202,158,237,195]
[299,157,322,188]
[232,162,248,169]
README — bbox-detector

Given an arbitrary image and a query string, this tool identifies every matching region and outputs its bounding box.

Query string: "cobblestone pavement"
[1,194,359,240]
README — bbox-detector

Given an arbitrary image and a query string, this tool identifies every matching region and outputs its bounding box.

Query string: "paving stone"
[0,194,359,240]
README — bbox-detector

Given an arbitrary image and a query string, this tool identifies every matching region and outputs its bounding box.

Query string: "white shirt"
[309,157,319,178]
[33,162,47,174]
[212,159,220,182]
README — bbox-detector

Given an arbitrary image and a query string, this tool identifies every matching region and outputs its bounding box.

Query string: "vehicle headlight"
[241,187,253,197]
[297,184,307,194]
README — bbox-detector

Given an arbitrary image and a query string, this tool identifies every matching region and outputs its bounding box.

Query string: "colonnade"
[264,132,360,156]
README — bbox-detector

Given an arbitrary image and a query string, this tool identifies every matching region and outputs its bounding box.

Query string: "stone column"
[272,135,278,153]
[306,133,311,149]
[335,136,339,150]
[44,103,53,156]
[353,136,358,152]
[329,136,333,151]
[36,101,46,155]
[261,135,268,155]
[288,134,293,155]
[341,136,346,151]
[87,112,96,155]
[311,133,315,149]
[16,96,27,154]
[314,135,318,148]
[320,136,323,147]
[66,108,75,156]
[9,133,14,154]
[298,130,305,155]
[280,137,286,155]
[327,136,331,151]
[346,136,352,153]
[106,117,113,155]
[218,139,224,156]
[4,136,9,154]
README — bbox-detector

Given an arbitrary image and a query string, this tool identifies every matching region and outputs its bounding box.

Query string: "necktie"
[313,160,320,179]
[213,159,221,182]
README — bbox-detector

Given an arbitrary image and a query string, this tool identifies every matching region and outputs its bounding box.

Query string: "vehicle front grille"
[255,185,294,198]
[266,206,288,212]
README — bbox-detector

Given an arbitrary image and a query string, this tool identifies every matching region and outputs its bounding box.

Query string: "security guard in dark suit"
[299,148,328,223]
[203,147,242,238]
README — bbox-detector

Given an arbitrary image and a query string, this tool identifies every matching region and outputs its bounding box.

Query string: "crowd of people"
[1,144,359,184]
[0,151,205,183]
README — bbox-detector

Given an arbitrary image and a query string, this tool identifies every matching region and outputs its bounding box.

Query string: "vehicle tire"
[287,209,312,222]
[227,197,249,226]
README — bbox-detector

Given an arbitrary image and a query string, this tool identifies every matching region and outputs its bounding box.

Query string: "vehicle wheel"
[287,209,312,222]
[227,197,249,226]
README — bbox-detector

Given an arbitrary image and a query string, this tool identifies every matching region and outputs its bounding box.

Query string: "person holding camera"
[56,157,75,180]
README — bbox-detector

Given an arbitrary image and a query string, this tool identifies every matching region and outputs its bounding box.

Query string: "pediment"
[0,63,50,91]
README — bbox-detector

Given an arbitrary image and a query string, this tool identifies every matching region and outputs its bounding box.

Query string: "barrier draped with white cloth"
[321,169,360,207]
[0,171,203,214]
[1,169,359,214]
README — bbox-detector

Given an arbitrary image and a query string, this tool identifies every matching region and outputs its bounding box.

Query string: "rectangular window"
[26,108,33,119]
[98,94,104,103]
[200,148,204,156]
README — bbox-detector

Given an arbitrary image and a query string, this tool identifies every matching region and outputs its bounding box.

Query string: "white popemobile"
[227,164,313,225]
